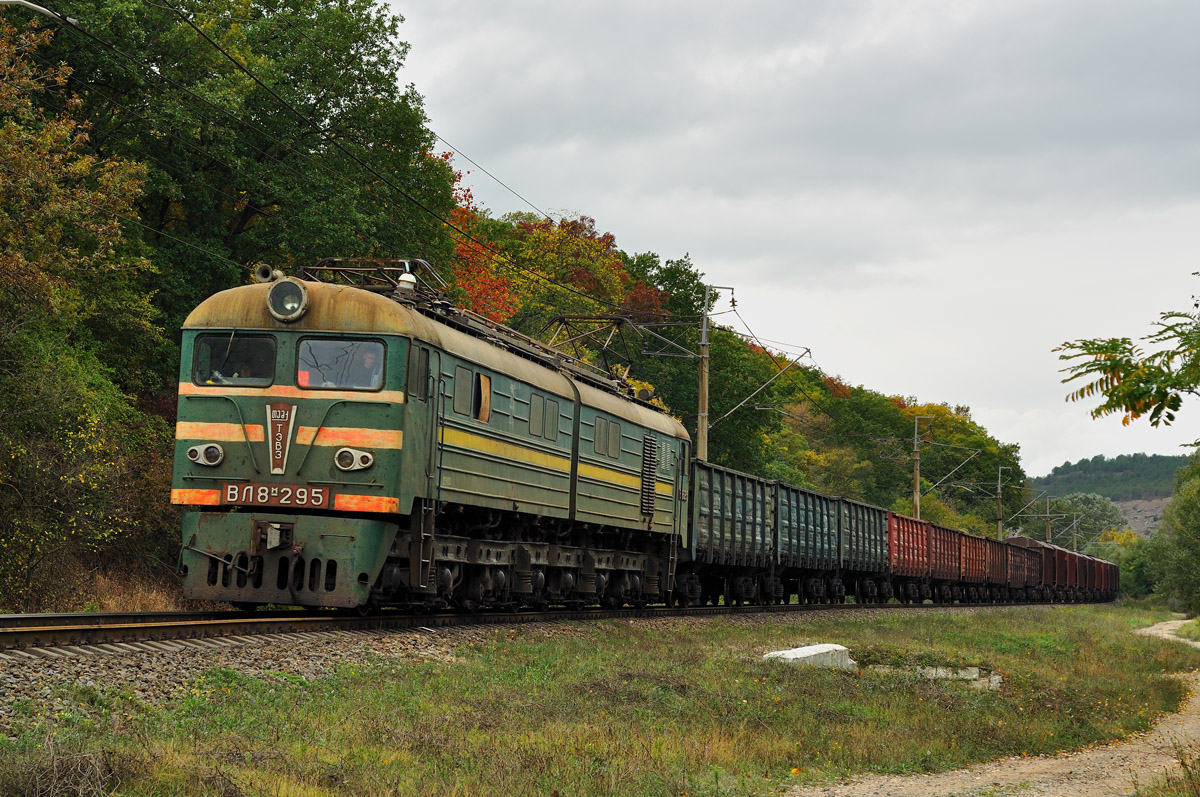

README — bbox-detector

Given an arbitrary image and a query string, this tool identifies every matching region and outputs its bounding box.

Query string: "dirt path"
[787,619,1200,797]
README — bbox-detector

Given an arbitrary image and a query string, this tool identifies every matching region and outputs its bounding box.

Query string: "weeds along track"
[0,601,1041,660]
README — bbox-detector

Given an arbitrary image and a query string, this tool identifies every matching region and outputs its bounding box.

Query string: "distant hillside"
[1031,453,1188,501]
[1116,496,1169,536]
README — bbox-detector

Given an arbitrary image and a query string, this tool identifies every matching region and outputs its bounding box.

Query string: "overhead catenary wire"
[730,305,844,426]
[430,130,554,222]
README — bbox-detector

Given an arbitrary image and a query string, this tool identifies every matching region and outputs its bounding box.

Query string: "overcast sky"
[392,0,1200,478]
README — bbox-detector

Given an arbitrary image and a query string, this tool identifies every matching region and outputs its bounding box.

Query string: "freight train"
[171,262,1118,611]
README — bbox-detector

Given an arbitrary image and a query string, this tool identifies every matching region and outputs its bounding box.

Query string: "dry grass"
[0,733,138,796]
[1135,741,1200,796]
[68,571,189,613]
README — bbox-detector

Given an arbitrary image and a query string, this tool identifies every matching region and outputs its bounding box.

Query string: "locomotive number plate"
[222,483,330,509]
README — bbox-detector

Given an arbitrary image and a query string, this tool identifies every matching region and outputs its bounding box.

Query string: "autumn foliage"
[0,19,174,610]
[436,151,518,322]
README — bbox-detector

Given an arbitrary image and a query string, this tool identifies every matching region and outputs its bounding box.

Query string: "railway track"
[0,601,1035,658]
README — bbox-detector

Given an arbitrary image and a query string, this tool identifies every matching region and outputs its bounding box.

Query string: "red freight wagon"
[1010,545,1033,588]
[1023,547,1042,596]
[984,537,1006,599]
[888,513,928,578]
[1023,547,1041,588]
[1008,536,1055,591]
[1055,546,1069,589]
[1004,544,1039,600]
[1088,556,1099,597]
[1004,545,1019,589]
[928,523,961,582]
[961,534,987,584]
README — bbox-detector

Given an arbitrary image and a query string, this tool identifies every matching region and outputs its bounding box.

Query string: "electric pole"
[911,416,932,518]
[996,466,1010,540]
[696,283,733,462]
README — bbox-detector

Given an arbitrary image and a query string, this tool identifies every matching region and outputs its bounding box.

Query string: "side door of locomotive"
[403,342,442,510]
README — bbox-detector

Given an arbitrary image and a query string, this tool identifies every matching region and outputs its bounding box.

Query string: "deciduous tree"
[0,18,173,610]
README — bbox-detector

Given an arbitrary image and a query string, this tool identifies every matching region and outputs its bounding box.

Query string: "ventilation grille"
[640,434,659,516]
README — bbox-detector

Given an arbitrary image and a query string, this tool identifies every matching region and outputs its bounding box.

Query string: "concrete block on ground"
[763,643,857,671]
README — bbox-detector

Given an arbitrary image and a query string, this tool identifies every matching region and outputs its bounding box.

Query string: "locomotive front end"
[172,277,422,609]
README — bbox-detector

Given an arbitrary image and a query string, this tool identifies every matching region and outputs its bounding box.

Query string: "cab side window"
[453,366,471,415]
[450,366,492,423]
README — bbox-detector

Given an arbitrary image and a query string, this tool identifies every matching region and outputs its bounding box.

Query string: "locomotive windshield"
[298,338,388,391]
[192,333,276,386]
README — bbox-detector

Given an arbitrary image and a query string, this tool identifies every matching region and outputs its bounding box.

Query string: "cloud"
[395,0,1200,473]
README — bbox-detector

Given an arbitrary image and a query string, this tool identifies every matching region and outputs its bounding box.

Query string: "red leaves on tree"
[435,152,517,323]
[825,376,852,399]
[623,281,667,321]
[449,206,516,323]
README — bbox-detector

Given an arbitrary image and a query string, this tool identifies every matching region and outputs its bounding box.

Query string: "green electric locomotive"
[173,263,692,611]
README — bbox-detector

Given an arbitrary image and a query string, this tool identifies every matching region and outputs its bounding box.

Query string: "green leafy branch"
[1056,298,1200,427]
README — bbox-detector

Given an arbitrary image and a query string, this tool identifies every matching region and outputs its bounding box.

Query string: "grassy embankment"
[1177,618,1200,643]
[0,603,1195,796]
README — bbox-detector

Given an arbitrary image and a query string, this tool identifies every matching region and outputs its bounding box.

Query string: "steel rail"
[0,600,1059,655]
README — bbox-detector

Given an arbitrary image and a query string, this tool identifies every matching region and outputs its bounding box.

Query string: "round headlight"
[334,447,374,472]
[187,444,224,466]
[267,278,309,322]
